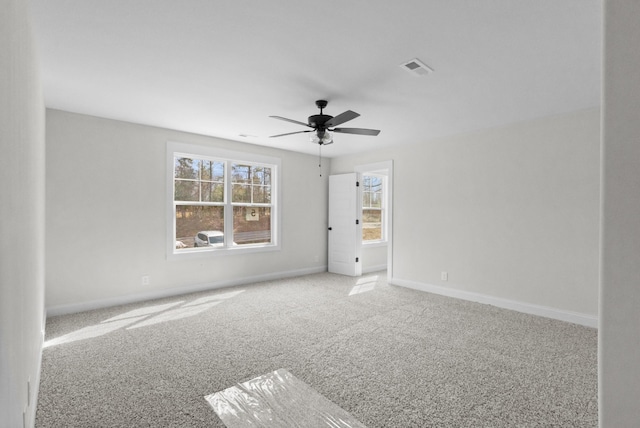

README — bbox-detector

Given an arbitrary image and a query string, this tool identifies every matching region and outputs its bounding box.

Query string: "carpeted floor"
[35,272,598,427]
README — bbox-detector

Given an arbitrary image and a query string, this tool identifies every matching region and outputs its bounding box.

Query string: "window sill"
[168,243,280,260]
[362,240,388,248]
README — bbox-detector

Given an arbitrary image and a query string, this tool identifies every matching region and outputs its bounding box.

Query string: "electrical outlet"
[141,275,150,286]
[441,271,448,281]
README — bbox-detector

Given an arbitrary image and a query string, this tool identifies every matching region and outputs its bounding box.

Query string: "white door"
[328,173,362,276]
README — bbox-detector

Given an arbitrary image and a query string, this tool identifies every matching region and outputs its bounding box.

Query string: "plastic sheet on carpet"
[205,368,366,428]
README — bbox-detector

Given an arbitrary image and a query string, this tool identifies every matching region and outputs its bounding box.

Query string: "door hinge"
[356,181,360,187]
[356,257,359,263]
[356,219,359,225]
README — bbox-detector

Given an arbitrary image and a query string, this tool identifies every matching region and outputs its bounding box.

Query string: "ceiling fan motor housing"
[308,114,332,129]
[309,99,332,128]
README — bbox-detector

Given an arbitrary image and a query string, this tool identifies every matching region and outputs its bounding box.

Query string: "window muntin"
[362,174,384,242]
[170,146,278,255]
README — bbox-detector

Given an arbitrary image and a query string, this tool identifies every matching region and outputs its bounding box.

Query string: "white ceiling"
[30,0,601,158]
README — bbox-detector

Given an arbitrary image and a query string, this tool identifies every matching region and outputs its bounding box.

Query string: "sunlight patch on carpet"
[205,369,366,428]
[44,316,148,348]
[102,302,184,323]
[183,289,245,307]
[126,301,222,329]
[349,275,378,296]
[44,290,246,348]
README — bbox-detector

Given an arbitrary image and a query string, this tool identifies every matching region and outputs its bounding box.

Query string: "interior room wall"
[0,0,46,426]
[331,108,600,322]
[45,110,329,314]
[600,0,640,424]
[362,245,387,273]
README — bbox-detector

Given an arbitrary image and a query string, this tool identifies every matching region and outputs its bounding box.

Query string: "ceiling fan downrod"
[316,99,328,115]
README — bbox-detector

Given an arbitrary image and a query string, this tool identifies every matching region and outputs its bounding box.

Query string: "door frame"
[355,160,393,279]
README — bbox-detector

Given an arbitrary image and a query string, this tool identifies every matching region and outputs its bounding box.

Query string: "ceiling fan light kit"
[310,131,333,145]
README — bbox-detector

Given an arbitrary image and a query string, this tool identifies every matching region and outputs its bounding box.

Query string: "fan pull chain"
[318,143,322,177]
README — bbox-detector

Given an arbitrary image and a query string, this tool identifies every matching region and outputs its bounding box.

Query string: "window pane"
[252,167,271,185]
[232,184,251,203]
[232,164,251,183]
[363,191,371,208]
[252,185,271,204]
[362,209,382,241]
[175,205,224,250]
[369,176,382,191]
[175,180,199,201]
[371,192,382,208]
[201,160,224,181]
[174,157,199,179]
[233,206,271,245]
[362,175,371,190]
[201,182,224,202]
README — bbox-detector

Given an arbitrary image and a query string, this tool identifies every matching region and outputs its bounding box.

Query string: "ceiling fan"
[269,100,380,145]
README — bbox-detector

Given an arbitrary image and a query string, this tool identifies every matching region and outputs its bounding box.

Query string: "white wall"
[332,108,601,322]
[362,245,387,273]
[0,1,46,426]
[600,1,640,425]
[45,110,329,313]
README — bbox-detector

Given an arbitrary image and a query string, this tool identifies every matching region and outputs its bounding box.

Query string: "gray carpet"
[36,272,597,427]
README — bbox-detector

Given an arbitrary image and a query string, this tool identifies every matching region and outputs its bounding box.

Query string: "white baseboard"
[46,266,327,317]
[30,324,44,427]
[389,276,598,328]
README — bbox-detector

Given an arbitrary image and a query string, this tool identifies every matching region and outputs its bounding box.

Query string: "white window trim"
[166,141,281,260]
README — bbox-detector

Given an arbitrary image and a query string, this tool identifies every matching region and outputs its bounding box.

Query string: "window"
[230,163,272,245]
[362,174,385,242]
[168,142,279,256]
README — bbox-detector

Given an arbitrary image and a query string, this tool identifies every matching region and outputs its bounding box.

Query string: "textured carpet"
[36,272,597,427]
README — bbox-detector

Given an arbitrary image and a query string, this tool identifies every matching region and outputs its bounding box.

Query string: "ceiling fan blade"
[269,115,312,128]
[269,130,313,138]
[324,110,360,128]
[332,127,380,136]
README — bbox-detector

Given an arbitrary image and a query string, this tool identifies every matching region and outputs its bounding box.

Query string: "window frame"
[361,172,388,246]
[167,141,281,259]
